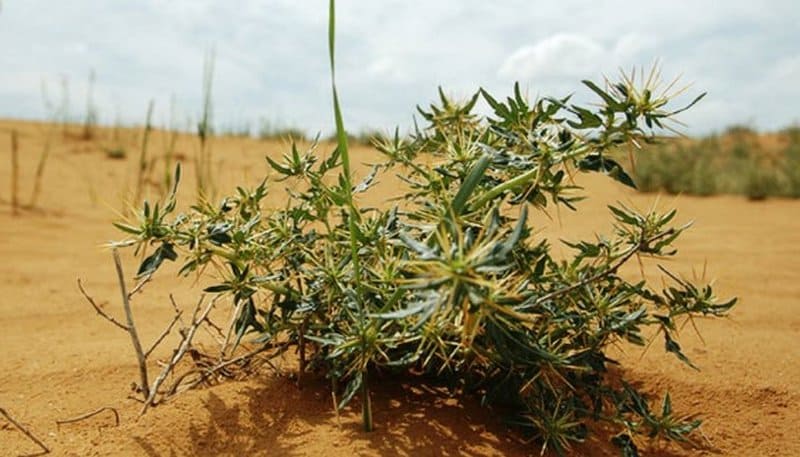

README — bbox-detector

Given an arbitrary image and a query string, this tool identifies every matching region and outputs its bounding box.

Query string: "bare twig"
[144,310,183,359]
[27,133,52,209]
[56,407,120,428]
[77,279,128,331]
[170,294,225,345]
[298,316,309,389]
[0,406,50,455]
[219,298,244,360]
[112,248,150,399]
[127,273,153,300]
[203,315,227,340]
[10,130,19,216]
[139,295,217,417]
[167,344,276,396]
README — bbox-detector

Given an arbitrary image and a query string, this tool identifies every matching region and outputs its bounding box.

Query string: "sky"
[0,1,798,136]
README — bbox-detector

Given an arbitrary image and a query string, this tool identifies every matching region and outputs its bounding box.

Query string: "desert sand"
[1,119,798,456]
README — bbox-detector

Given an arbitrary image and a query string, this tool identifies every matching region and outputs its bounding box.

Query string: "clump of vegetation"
[258,118,307,141]
[104,146,127,160]
[105,3,734,455]
[631,124,800,200]
[80,69,99,141]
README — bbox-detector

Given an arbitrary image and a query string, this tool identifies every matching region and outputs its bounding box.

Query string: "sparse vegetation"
[258,118,307,141]
[81,69,98,141]
[630,125,800,200]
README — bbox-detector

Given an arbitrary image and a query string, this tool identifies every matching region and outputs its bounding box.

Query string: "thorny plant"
[107,2,734,455]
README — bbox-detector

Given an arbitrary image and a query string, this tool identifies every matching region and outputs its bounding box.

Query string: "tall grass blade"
[328,0,371,432]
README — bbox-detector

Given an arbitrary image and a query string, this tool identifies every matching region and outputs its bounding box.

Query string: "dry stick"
[77,279,128,331]
[56,407,120,428]
[133,100,155,205]
[169,294,225,346]
[112,249,150,399]
[0,406,50,455]
[166,344,276,397]
[297,316,308,389]
[139,295,217,417]
[219,298,244,360]
[27,133,52,209]
[203,315,227,341]
[127,273,153,299]
[144,310,183,359]
[10,130,19,216]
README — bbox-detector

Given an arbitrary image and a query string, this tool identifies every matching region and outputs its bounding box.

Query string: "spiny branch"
[533,228,676,307]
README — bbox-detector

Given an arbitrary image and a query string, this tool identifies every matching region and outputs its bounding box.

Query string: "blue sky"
[0,1,798,136]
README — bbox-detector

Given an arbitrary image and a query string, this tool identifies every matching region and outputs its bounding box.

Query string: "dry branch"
[27,134,52,209]
[144,310,183,359]
[169,294,225,345]
[10,130,19,216]
[139,294,218,416]
[127,273,153,299]
[56,407,120,428]
[77,279,128,331]
[0,406,50,455]
[112,248,150,399]
[167,344,277,396]
[219,298,244,360]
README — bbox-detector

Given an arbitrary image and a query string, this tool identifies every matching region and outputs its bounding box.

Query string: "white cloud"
[498,34,606,81]
[0,0,798,135]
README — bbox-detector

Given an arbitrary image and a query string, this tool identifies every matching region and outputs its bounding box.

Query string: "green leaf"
[579,154,637,189]
[664,332,698,370]
[608,204,641,225]
[568,105,603,129]
[113,222,141,235]
[204,284,233,293]
[265,155,293,176]
[452,154,491,214]
[662,392,673,417]
[583,80,623,110]
[669,92,707,116]
[611,434,640,457]
[136,242,177,278]
[338,372,363,410]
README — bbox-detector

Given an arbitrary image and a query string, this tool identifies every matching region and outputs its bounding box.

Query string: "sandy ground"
[0,119,798,456]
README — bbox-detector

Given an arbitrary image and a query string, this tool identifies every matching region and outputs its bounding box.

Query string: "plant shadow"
[131,371,713,457]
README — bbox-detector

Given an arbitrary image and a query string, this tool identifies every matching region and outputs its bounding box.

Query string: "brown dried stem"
[139,294,217,417]
[56,407,120,428]
[167,344,276,396]
[144,310,183,359]
[112,248,150,399]
[0,406,50,455]
[27,134,52,209]
[219,298,244,360]
[10,130,19,216]
[77,279,128,331]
